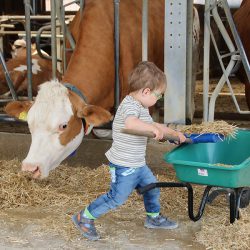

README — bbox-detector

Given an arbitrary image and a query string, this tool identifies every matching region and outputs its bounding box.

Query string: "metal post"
[61,5,67,73]
[24,0,33,100]
[0,50,17,100]
[164,0,187,124]
[203,0,211,122]
[222,0,250,83]
[142,0,148,61]
[185,0,194,124]
[79,0,84,17]
[114,0,120,111]
[51,0,57,79]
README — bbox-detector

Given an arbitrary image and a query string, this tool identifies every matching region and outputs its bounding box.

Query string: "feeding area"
[0,156,249,249]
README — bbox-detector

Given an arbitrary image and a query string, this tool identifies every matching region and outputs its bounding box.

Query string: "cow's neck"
[64,83,88,103]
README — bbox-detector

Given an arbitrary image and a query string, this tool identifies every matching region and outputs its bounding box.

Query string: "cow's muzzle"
[21,162,41,179]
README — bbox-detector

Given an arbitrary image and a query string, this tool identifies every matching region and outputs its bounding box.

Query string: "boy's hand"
[175,131,186,144]
[152,126,164,140]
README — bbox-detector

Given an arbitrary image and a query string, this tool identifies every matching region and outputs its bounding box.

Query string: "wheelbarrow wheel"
[240,189,250,208]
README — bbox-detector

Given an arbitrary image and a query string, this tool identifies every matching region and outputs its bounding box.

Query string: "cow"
[0,39,57,97]
[4,0,200,178]
[64,0,200,111]
[233,0,250,110]
[11,39,49,59]
[4,80,112,178]
[0,54,60,97]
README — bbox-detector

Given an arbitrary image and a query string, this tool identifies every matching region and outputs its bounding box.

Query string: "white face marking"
[14,58,42,75]
[22,80,84,178]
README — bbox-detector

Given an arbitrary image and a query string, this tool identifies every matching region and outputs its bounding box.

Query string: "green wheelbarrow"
[125,129,250,223]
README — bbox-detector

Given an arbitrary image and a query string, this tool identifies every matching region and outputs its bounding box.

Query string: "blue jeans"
[87,163,160,219]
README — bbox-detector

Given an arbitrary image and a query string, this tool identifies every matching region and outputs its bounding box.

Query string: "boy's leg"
[138,165,178,229]
[138,165,160,214]
[87,167,138,218]
[72,166,139,239]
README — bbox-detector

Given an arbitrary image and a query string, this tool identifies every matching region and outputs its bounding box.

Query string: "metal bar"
[142,0,148,61]
[222,0,250,83]
[185,0,194,124]
[56,0,76,52]
[0,15,74,20]
[50,0,57,79]
[164,0,187,124]
[0,114,20,122]
[36,24,63,62]
[187,185,212,222]
[203,0,211,122]
[61,4,67,73]
[0,24,15,28]
[79,0,84,17]
[0,31,63,37]
[208,3,250,120]
[0,50,17,100]
[24,0,33,100]
[32,0,37,15]
[55,0,62,72]
[138,182,213,222]
[114,0,120,112]
[229,190,237,223]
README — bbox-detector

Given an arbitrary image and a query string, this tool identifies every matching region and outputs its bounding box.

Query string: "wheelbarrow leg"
[229,188,244,223]
[207,188,230,204]
[229,190,237,223]
[239,188,250,208]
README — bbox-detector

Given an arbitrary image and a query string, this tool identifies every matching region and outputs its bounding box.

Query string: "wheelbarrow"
[122,128,250,223]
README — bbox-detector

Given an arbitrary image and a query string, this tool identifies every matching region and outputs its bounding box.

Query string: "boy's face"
[140,87,164,108]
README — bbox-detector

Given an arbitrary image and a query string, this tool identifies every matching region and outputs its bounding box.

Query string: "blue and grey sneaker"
[144,214,178,229]
[72,213,100,241]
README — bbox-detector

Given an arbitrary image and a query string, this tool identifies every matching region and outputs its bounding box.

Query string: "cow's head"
[4,80,112,178]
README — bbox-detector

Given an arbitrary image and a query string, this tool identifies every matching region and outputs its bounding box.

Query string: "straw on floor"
[0,159,249,249]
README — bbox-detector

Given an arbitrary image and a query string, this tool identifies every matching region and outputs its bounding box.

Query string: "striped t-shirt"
[105,95,153,168]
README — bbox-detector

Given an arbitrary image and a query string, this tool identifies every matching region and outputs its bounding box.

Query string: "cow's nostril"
[21,162,40,173]
[33,167,41,179]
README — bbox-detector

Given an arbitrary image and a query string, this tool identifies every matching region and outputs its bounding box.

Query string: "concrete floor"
[0,132,207,250]
[0,207,205,250]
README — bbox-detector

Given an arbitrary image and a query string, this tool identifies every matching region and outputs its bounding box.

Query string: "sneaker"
[144,214,178,229]
[72,213,100,240]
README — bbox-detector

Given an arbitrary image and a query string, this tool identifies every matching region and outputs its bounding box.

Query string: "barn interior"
[0,1,249,249]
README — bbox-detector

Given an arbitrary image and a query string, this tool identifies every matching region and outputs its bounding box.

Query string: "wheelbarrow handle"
[121,128,192,143]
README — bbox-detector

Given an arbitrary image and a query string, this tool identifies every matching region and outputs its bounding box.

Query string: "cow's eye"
[59,123,68,131]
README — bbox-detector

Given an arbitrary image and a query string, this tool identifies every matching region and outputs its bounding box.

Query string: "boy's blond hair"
[128,61,167,93]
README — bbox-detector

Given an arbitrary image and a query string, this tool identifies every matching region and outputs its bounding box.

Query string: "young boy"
[72,61,186,240]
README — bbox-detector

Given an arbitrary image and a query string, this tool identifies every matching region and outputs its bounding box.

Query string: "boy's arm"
[153,122,186,143]
[125,116,164,140]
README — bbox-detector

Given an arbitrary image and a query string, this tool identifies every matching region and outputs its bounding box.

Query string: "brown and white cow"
[0,38,56,97]
[5,80,111,178]
[11,39,39,59]
[233,0,250,109]
[0,54,59,96]
[5,0,200,178]
[64,0,200,111]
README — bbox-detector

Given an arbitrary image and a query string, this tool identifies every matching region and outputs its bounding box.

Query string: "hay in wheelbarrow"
[0,159,249,249]
[122,121,238,144]
[170,120,238,138]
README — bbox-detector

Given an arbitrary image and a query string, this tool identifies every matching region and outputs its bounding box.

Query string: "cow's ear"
[78,105,112,126]
[4,101,33,121]
[68,90,112,126]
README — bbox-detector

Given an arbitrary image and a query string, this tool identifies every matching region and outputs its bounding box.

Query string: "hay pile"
[0,159,249,249]
[170,120,238,138]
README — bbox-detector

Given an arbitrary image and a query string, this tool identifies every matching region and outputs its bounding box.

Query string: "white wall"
[45,0,80,11]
